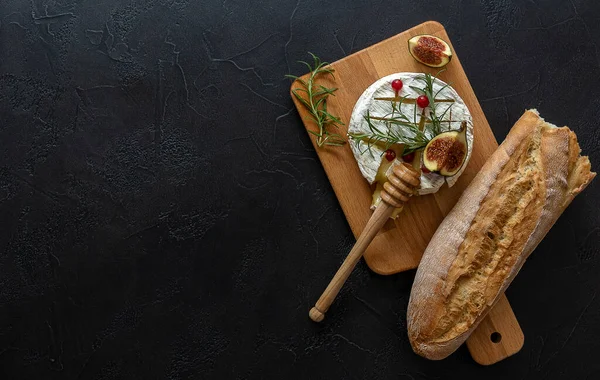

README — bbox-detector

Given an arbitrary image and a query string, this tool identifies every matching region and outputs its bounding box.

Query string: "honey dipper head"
[380,163,421,208]
[393,163,421,187]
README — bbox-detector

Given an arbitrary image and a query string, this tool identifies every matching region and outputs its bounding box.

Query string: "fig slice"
[423,121,468,176]
[408,35,452,68]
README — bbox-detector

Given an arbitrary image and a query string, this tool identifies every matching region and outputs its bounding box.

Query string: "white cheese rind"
[348,73,474,195]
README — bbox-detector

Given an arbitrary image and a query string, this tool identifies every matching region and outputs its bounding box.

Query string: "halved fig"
[423,121,468,176]
[408,35,452,68]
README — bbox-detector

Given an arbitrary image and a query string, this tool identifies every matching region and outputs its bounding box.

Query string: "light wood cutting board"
[291,21,524,364]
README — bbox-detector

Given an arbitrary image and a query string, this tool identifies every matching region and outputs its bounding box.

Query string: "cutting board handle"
[466,294,524,365]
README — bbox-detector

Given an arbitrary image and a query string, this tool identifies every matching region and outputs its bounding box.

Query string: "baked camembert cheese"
[347,72,474,215]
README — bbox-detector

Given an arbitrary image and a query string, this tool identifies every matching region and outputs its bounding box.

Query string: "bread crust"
[407,110,596,360]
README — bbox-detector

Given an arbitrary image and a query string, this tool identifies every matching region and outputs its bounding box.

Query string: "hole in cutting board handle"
[490,332,502,343]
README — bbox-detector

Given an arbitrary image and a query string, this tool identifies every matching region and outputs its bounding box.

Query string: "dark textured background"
[1,0,599,379]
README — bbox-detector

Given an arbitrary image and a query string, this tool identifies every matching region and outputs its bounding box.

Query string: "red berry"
[402,151,415,163]
[421,166,431,173]
[384,149,396,162]
[417,95,430,108]
[391,79,403,94]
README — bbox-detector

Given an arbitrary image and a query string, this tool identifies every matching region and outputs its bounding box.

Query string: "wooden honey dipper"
[309,162,421,322]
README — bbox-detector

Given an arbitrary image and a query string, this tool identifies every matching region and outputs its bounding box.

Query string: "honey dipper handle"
[309,163,419,323]
[309,202,394,322]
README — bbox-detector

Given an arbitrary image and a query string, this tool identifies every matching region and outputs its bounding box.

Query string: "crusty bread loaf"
[407,109,595,360]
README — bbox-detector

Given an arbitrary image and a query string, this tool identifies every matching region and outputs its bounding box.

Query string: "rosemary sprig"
[410,69,452,136]
[286,53,345,147]
[348,103,430,157]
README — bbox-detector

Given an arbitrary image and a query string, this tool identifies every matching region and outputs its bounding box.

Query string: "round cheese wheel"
[347,72,474,195]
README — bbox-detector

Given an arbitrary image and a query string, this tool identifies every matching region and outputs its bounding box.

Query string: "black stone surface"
[1,1,599,379]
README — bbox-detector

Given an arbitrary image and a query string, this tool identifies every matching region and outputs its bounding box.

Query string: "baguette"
[407,109,595,360]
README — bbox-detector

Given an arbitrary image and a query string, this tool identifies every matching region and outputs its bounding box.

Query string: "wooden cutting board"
[291,21,523,364]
